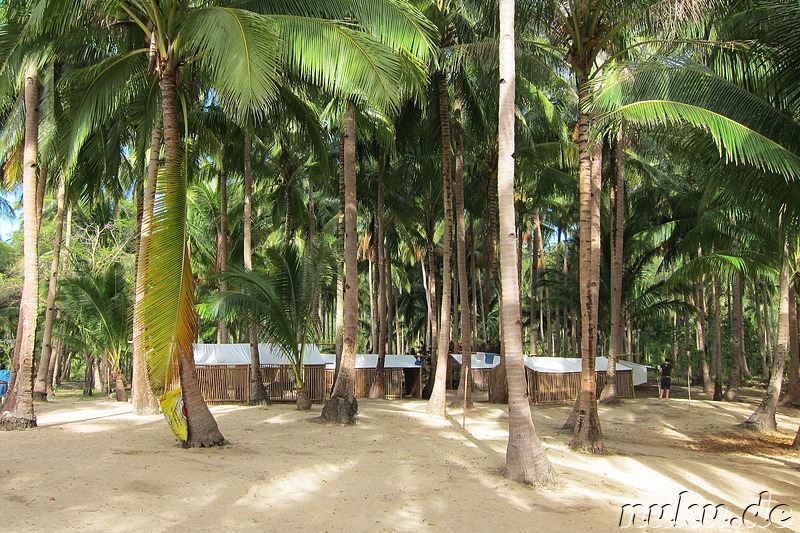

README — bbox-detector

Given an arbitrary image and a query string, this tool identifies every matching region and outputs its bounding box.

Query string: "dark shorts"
[660,377,671,390]
[0,382,7,398]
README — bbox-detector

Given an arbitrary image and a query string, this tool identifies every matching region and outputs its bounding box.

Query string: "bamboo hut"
[324,354,423,399]
[191,343,327,404]
[521,356,635,404]
[449,353,500,391]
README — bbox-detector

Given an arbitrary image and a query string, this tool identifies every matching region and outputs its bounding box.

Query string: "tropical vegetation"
[1,0,800,482]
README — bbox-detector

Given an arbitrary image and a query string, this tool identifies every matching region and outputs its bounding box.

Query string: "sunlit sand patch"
[233,461,357,510]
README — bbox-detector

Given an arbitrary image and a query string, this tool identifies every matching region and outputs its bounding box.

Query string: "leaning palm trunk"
[141,67,224,447]
[744,237,791,432]
[1,62,39,430]
[498,0,555,484]
[426,71,454,417]
[451,96,472,408]
[600,125,626,405]
[568,75,605,453]
[321,102,359,424]
[33,173,67,401]
[132,120,163,416]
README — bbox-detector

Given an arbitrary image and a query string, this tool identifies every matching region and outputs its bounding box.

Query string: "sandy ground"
[1,386,799,533]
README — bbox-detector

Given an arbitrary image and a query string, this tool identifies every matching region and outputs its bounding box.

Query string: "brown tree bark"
[568,76,605,452]
[426,71,455,417]
[1,62,39,430]
[498,0,555,483]
[600,124,626,405]
[321,102,359,423]
[33,173,67,401]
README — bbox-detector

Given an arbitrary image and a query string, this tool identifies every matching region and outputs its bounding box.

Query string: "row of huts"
[189,344,649,405]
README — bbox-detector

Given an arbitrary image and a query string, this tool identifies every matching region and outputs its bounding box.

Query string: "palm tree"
[497,0,555,485]
[212,242,333,409]
[61,263,132,401]
[0,59,39,430]
[36,0,433,441]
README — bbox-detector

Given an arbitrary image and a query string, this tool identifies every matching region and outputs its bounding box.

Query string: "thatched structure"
[190,343,327,404]
[323,354,423,399]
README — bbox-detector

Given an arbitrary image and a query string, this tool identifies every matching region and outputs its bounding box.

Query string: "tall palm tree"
[498,0,555,485]
[0,58,39,430]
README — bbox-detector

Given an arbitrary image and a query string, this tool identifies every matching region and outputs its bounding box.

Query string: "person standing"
[658,358,673,399]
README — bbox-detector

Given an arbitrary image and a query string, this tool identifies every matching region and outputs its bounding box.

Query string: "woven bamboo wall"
[192,364,326,404]
[325,368,423,399]
[524,369,635,404]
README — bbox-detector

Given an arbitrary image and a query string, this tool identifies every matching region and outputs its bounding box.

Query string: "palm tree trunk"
[600,125,625,405]
[33,173,67,401]
[334,139,346,382]
[243,132,269,405]
[217,160,230,344]
[426,71,454,417]
[780,293,800,406]
[322,101,359,423]
[483,149,498,340]
[370,149,387,398]
[529,216,541,356]
[451,95,472,408]
[745,237,790,431]
[83,355,94,396]
[132,119,162,416]
[160,67,224,446]
[725,272,743,400]
[1,62,39,430]
[711,274,723,401]
[368,247,377,352]
[498,0,554,483]
[569,76,604,451]
[422,238,438,399]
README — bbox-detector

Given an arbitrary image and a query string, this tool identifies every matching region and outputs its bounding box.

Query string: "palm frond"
[181,7,282,122]
[138,143,195,393]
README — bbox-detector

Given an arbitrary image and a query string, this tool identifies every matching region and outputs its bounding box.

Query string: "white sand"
[1,388,798,533]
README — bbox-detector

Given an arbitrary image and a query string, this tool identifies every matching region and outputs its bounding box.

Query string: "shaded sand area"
[1,388,799,532]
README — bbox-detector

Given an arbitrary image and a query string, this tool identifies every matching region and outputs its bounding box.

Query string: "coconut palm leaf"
[60,49,149,171]
[181,7,281,121]
[137,143,194,393]
[210,241,333,386]
[593,58,800,178]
